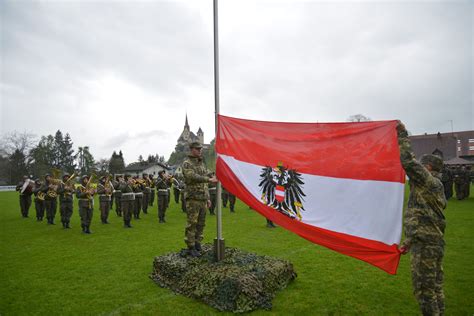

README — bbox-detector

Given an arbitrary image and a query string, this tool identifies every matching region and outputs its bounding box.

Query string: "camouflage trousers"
[121,199,133,226]
[142,193,149,214]
[158,194,168,220]
[44,198,57,224]
[410,243,445,316]
[79,206,93,227]
[19,195,32,217]
[184,199,207,248]
[99,200,110,223]
[134,197,142,219]
[34,199,45,220]
[60,201,73,225]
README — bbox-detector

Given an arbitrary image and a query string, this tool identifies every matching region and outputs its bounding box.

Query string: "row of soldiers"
[440,165,472,200]
[15,171,237,232]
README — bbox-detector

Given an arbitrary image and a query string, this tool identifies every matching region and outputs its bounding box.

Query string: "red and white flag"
[216,115,405,274]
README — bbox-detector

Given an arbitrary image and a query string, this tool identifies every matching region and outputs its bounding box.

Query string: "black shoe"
[188,248,200,258]
[85,226,91,234]
[195,243,202,252]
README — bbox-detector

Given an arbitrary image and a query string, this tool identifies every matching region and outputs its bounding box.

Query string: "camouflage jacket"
[156,177,170,196]
[57,182,74,203]
[118,181,135,201]
[96,183,112,202]
[398,127,446,246]
[182,155,210,201]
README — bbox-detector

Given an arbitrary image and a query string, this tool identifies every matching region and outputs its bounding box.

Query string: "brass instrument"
[47,169,62,198]
[63,172,77,196]
[104,175,113,196]
[37,191,46,201]
[84,173,97,199]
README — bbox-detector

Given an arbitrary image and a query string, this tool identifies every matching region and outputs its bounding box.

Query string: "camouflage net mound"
[150,244,297,313]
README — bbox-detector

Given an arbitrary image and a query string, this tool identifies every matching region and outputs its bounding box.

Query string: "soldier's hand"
[207,200,212,208]
[399,240,410,254]
[209,176,218,183]
[396,121,407,135]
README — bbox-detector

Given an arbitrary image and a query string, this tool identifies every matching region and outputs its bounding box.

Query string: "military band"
[32,179,45,221]
[97,176,113,224]
[76,175,95,234]
[113,175,122,217]
[132,175,144,219]
[58,173,75,228]
[119,174,135,228]
[142,173,150,214]
[41,174,59,225]
[16,175,34,218]
[156,170,172,223]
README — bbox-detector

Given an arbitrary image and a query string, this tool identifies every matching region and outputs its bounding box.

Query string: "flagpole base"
[214,238,225,261]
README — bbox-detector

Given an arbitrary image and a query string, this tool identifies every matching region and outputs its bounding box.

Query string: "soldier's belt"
[99,194,111,197]
[122,193,135,197]
[158,189,168,192]
[134,192,143,197]
[209,188,217,192]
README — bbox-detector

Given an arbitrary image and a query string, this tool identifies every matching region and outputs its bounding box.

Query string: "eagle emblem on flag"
[258,162,305,220]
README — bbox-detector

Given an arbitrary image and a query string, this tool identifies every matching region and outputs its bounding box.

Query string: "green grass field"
[0,188,473,315]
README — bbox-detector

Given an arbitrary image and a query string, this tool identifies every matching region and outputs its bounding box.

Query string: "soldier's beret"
[189,142,203,149]
[420,154,443,172]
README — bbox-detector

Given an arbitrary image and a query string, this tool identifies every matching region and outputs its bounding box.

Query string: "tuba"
[47,170,62,198]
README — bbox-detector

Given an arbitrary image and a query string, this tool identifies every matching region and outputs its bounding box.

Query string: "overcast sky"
[1,0,472,164]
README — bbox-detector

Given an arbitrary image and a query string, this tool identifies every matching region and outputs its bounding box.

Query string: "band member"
[57,173,75,229]
[113,175,122,217]
[15,175,33,218]
[32,179,45,221]
[132,175,144,219]
[156,170,171,223]
[41,174,58,225]
[149,174,156,207]
[142,173,150,214]
[96,176,113,224]
[76,175,95,234]
[222,187,229,208]
[228,191,236,213]
[173,177,181,204]
[119,174,135,228]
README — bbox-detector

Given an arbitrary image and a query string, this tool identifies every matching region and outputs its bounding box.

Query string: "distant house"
[123,162,170,177]
[409,130,474,163]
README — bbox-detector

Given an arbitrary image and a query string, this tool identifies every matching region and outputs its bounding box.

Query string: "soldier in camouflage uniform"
[142,173,150,214]
[119,174,135,228]
[228,191,236,213]
[41,174,58,225]
[32,179,45,221]
[132,175,144,219]
[182,142,218,257]
[113,175,122,217]
[208,179,217,215]
[15,175,33,218]
[156,170,171,223]
[76,175,95,234]
[96,176,113,224]
[57,173,75,228]
[397,122,446,316]
[149,174,156,207]
[222,187,229,208]
[440,165,453,200]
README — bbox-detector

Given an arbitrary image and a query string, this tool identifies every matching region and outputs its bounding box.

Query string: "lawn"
[0,187,473,315]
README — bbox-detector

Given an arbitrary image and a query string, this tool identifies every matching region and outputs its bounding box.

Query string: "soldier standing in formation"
[32,179,45,221]
[397,122,446,316]
[76,175,95,234]
[119,174,135,228]
[182,142,218,257]
[156,170,171,223]
[142,173,150,214]
[113,175,122,217]
[149,174,156,207]
[57,173,74,229]
[228,191,236,213]
[132,175,144,219]
[440,165,453,200]
[208,177,217,215]
[96,176,112,224]
[16,175,33,218]
[222,186,228,208]
[173,177,181,204]
[41,174,58,225]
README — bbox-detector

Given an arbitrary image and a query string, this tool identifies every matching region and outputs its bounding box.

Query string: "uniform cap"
[189,142,203,149]
[420,154,443,172]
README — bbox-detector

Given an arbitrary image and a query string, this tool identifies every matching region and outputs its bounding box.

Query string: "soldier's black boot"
[188,246,200,258]
[66,222,71,229]
[195,243,202,252]
[85,225,91,234]
[81,224,86,233]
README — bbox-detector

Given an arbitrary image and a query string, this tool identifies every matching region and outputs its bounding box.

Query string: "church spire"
[185,113,189,129]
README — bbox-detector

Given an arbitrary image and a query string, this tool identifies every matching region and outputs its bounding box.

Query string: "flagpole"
[213,0,225,261]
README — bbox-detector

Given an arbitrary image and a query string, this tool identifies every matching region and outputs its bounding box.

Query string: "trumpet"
[37,191,46,201]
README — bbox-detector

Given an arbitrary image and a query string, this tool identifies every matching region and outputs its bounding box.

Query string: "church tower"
[197,127,204,144]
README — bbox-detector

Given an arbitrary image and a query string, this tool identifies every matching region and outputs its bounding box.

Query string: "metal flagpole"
[213,0,225,261]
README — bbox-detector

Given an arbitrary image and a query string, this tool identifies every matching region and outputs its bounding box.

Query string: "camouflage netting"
[150,244,297,313]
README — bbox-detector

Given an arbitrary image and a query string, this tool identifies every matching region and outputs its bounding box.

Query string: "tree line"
[0,131,165,185]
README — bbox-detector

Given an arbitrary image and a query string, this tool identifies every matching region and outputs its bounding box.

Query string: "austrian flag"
[215,115,405,274]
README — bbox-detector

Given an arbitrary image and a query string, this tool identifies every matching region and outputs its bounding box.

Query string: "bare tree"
[347,114,372,122]
[0,131,36,156]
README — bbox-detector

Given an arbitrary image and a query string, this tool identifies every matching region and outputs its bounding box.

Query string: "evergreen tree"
[53,130,64,169]
[9,149,28,184]
[76,146,95,174]
[109,150,125,175]
[29,135,55,178]
[61,133,76,173]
